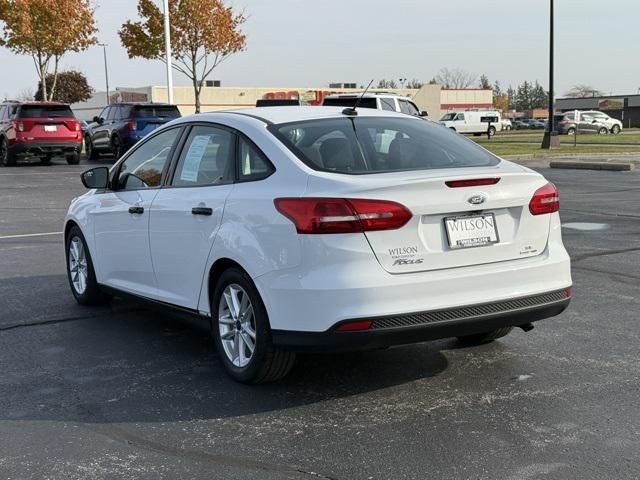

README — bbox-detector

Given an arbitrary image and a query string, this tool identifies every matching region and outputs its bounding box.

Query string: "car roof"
[2,101,69,106]
[185,106,414,125]
[323,92,406,99]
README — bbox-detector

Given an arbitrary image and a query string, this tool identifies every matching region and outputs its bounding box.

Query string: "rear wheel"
[85,135,99,160]
[488,126,496,136]
[611,124,621,135]
[567,127,576,135]
[0,137,16,166]
[457,327,513,345]
[66,225,111,305]
[212,267,296,383]
[111,136,122,159]
[66,153,80,165]
[598,127,608,135]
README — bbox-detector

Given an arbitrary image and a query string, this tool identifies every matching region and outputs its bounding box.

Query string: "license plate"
[444,213,499,249]
[44,125,57,132]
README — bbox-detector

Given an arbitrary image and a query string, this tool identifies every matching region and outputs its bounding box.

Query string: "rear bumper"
[272,290,571,351]
[10,141,82,157]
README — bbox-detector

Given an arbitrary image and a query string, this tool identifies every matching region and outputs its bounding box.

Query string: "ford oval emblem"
[468,194,486,205]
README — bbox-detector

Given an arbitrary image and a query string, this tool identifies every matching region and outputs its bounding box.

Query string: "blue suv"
[84,103,181,159]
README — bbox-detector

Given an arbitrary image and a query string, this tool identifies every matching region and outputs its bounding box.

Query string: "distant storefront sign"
[598,98,624,110]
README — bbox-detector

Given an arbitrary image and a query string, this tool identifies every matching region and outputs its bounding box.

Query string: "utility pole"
[542,0,560,149]
[98,44,110,105]
[163,0,174,104]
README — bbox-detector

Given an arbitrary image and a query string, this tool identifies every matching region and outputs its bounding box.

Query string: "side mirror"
[420,111,428,117]
[81,167,109,189]
[92,116,100,123]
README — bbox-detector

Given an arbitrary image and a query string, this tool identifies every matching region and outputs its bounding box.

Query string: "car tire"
[211,267,296,384]
[567,127,576,135]
[111,136,122,159]
[40,155,52,165]
[488,126,496,137]
[611,125,621,135]
[505,125,512,131]
[0,137,17,166]
[65,225,111,306]
[66,153,81,165]
[598,127,608,135]
[457,327,513,345]
[449,127,456,132]
[85,135,99,160]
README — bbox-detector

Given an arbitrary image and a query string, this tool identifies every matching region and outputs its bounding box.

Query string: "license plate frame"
[444,212,499,249]
[44,125,57,132]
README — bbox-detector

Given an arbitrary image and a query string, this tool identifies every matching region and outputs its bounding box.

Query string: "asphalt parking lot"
[1,157,639,480]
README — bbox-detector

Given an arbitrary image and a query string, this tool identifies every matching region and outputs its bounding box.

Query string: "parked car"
[530,119,547,129]
[322,93,428,118]
[501,118,513,131]
[554,112,609,135]
[439,110,503,136]
[84,103,181,160]
[66,107,572,383]
[513,119,529,130]
[577,110,622,134]
[0,101,82,166]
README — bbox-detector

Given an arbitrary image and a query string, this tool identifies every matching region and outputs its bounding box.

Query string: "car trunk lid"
[306,165,552,274]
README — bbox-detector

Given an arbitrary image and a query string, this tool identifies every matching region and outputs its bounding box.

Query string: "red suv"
[0,101,82,166]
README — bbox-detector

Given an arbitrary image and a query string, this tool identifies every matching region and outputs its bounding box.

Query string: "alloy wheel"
[68,236,88,294]
[218,283,256,368]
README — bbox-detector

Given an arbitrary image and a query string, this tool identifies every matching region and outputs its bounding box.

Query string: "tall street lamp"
[163,0,174,104]
[97,43,110,105]
[542,0,560,149]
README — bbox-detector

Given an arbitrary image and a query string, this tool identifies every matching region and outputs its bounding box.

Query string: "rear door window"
[18,105,74,118]
[380,98,397,111]
[171,126,233,187]
[398,100,411,114]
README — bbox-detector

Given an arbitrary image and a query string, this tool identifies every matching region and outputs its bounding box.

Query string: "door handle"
[192,207,213,216]
[129,206,144,214]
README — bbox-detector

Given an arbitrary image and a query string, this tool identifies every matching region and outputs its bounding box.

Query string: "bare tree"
[565,85,604,98]
[434,68,477,89]
[17,88,35,101]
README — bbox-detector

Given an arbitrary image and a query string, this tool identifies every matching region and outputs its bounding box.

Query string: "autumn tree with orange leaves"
[0,0,97,101]
[120,0,246,113]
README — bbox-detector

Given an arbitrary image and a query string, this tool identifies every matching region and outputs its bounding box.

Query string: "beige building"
[72,84,492,121]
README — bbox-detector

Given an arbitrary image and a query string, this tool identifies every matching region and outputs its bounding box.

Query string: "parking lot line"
[0,231,63,240]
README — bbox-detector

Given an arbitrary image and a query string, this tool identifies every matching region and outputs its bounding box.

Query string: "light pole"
[97,43,110,105]
[163,0,174,104]
[541,0,559,149]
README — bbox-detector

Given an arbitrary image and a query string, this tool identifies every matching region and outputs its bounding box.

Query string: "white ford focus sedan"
[64,107,572,383]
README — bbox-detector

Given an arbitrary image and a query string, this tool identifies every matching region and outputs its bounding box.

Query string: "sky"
[1,0,639,99]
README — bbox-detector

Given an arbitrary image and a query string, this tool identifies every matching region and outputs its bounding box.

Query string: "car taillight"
[274,198,412,234]
[445,178,501,188]
[128,120,137,131]
[529,182,559,215]
[74,122,80,132]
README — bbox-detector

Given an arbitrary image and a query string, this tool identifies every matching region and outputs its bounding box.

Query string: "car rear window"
[132,105,181,118]
[18,105,74,118]
[322,97,377,109]
[270,116,500,175]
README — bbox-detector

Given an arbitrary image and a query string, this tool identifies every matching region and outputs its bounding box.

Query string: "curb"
[549,161,634,171]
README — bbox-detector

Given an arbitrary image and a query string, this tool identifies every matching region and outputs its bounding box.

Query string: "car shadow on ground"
[1,288,452,424]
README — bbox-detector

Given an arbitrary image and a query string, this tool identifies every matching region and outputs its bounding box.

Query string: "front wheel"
[212,267,296,383]
[85,135,99,160]
[488,126,496,136]
[611,125,621,135]
[567,127,576,135]
[457,327,513,345]
[66,226,111,305]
